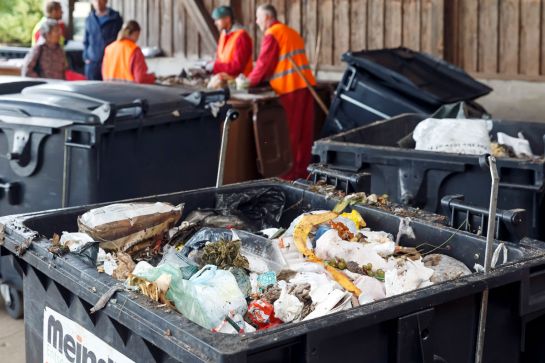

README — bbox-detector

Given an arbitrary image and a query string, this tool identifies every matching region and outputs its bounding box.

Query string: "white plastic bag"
[384,258,434,297]
[273,281,303,323]
[315,229,395,271]
[497,132,534,158]
[167,265,247,330]
[59,232,95,252]
[354,275,386,305]
[413,118,492,155]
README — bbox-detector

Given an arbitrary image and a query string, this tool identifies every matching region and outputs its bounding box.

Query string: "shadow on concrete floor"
[0,297,25,363]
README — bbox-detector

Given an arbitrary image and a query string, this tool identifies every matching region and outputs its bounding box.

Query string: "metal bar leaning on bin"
[216,109,240,187]
[475,155,500,363]
[286,55,329,115]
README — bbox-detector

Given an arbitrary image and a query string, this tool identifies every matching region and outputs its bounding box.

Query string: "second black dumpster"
[313,113,545,240]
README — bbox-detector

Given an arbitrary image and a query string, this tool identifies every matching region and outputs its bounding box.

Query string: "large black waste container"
[2,179,545,362]
[322,47,492,136]
[313,113,545,240]
[0,81,228,215]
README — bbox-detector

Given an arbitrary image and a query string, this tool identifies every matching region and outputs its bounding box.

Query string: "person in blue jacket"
[83,0,123,80]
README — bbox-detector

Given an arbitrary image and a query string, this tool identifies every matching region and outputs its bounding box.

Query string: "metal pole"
[62,129,70,208]
[287,55,329,115]
[216,109,239,188]
[475,155,500,363]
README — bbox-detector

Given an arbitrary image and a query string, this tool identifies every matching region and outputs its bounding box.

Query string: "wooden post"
[443,0,458,65]
[287,55,329,115]
[61,0,75,41]
[182,0,219,54]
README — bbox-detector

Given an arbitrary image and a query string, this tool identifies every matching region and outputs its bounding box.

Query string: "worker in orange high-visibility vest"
[248,4,316,180]
[102,20,155,83]
[209,6,253,78]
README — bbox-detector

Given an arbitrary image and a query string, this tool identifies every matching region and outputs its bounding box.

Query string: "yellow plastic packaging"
[340,209,366,229]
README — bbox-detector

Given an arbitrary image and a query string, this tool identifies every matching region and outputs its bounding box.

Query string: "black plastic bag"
[429,101,490,120]
[184,210,252,230]
[73,242,99,267]
[215,187,286,230]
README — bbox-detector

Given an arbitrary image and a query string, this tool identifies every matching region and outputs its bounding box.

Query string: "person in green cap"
[208,5,253,78]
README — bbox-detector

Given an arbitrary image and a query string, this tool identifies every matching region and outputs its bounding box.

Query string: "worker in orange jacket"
[248,4,316,180]
[210,6,253,79]
[102,20,155,83]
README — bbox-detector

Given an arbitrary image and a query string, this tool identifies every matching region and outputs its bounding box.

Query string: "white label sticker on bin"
[43,307,134,363]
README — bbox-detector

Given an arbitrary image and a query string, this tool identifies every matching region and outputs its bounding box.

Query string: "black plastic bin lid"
[0,81,214,124]
[342,47,492,105]
[0,77,51,96]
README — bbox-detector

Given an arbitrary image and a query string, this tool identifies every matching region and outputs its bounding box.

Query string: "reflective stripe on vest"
[217,29,253,76]
[102,39,138,82]
[278,48,306,62]
[265,23,316,95]
[269,64,312,80]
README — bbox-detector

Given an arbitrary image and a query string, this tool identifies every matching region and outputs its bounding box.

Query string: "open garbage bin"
[313,113,545,240]
[321,47,492,136]
[2,179,545,362]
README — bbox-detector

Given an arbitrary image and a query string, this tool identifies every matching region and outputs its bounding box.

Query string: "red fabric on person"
[65,70,86,80]
[248,33,280,87]
[129,47,155,84]
[279,88,315,180]
[213,29,253,77]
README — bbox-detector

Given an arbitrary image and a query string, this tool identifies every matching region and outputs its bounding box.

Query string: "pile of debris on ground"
[48,188,478,334]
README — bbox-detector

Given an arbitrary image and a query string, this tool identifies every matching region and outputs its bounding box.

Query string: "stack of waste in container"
[47,188,477,334]
[413,117,542,160]
[410,103,543,160]
[307,180,447,224]
[156,68,210,90]
[156,66,251,91]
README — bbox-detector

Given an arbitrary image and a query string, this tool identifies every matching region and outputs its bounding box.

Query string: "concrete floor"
[0,297,25,363]
[476,79,545,123]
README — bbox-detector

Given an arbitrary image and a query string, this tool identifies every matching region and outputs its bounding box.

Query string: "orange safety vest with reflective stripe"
[217,29,253,76]
[102,39,138,81]
[265,23,316,95]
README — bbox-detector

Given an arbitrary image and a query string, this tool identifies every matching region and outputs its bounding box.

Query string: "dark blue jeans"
[85,61,103,80]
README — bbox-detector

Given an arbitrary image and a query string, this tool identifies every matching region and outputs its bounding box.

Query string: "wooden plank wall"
[455,0,545,79]
[107,0,545,80]
[108,0,444,65]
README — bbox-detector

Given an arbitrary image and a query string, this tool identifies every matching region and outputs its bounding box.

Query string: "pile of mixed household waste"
[156,68,209,90]
[308,180,447,225]
[156,67,249,91]
[49,189,476,334]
